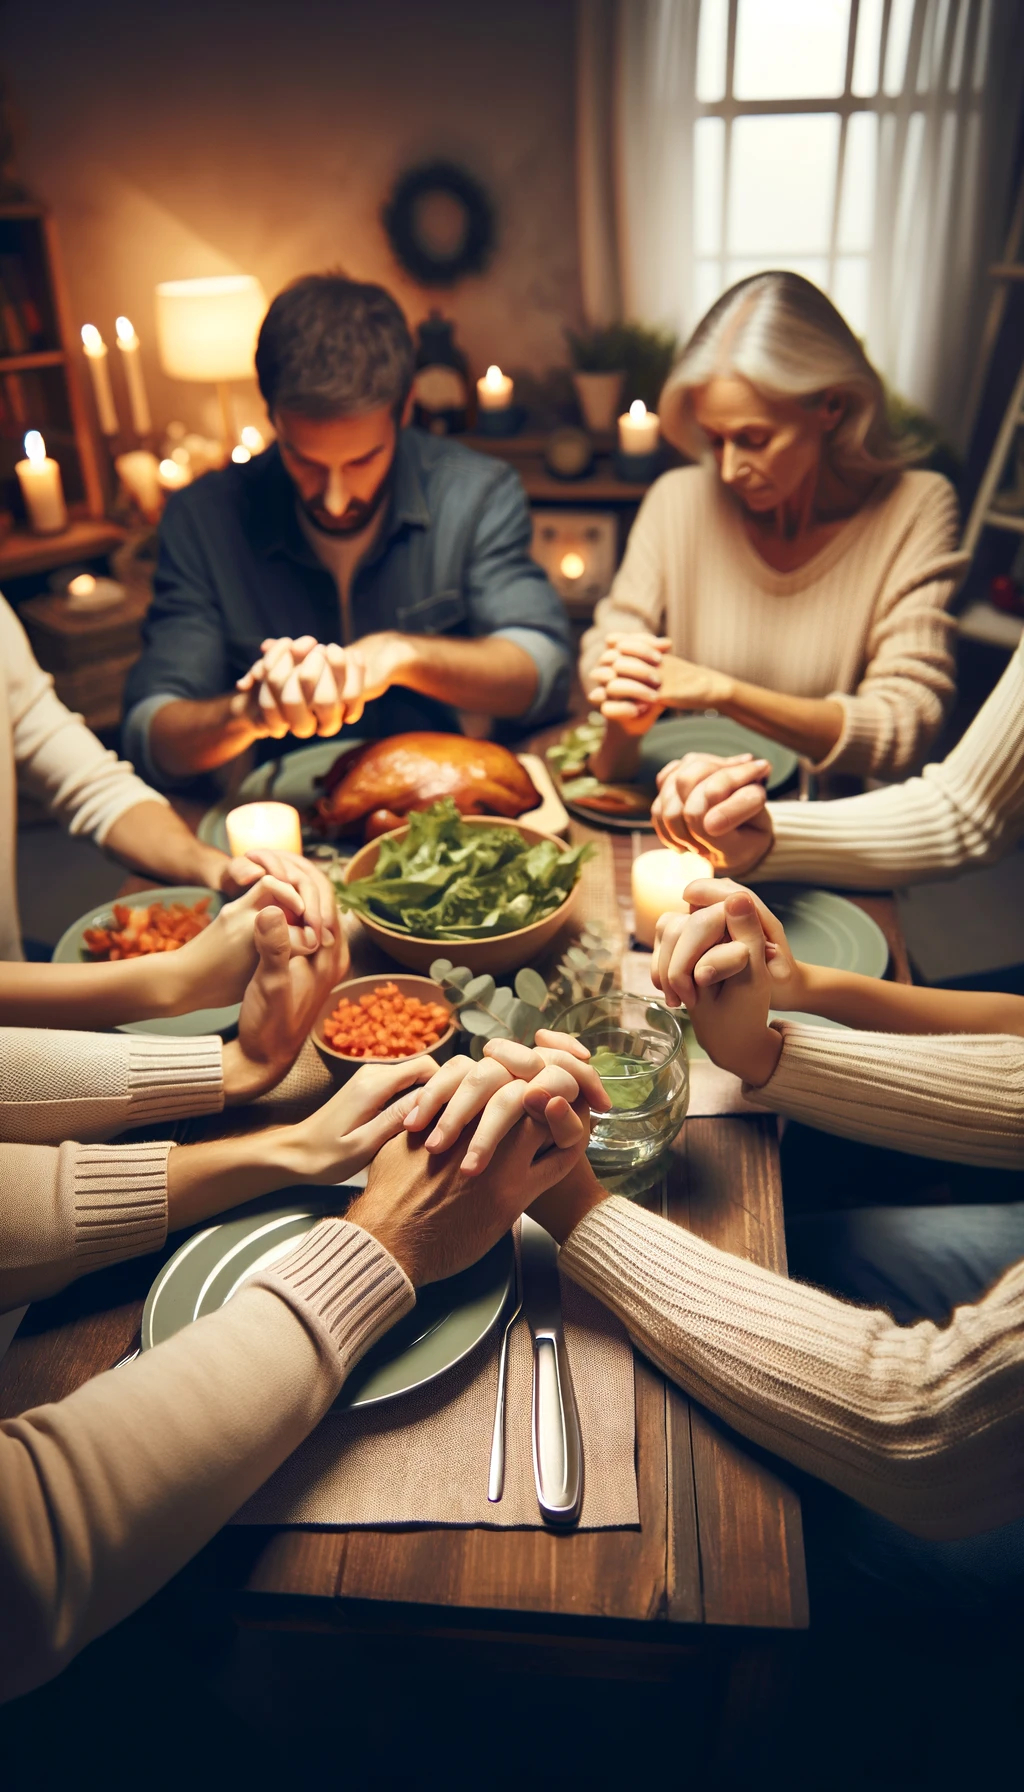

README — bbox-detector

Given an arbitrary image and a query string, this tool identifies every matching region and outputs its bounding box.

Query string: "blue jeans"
[787,1200,1024,1618]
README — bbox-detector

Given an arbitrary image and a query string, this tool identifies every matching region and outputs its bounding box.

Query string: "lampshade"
[154,274,267,382]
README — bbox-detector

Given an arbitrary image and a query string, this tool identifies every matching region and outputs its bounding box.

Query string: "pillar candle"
[81,324,119,435]
[476,364,514,412]
[631,847,712,948]
[115,449,163,519]
[618,399,660,456]
[16,432,67,534]
[225,802,303,857]
[115,316,153,435]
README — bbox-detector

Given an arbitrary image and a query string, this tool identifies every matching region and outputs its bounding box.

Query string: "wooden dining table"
[0,791,912,1718]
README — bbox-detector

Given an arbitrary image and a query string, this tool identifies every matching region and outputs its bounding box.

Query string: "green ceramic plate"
[678,885,888,1058]
[142,1198,514,1407]
[563,715,798,832]
[197,741,367,852]
[51,885,240,1038]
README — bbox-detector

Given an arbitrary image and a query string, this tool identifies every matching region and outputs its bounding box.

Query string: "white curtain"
[575,0,1024,446]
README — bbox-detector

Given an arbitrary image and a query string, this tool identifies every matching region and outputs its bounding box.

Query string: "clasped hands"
[651,880,808,1088]
[233,632,413,739]
[586,632,733,736]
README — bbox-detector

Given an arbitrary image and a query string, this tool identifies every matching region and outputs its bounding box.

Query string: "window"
[691,0,992,341]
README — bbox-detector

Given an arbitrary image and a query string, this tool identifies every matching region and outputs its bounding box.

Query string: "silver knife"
[519,1214,583,1527]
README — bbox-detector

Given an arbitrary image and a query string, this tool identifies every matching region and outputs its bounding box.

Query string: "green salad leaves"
[334,798,594,940]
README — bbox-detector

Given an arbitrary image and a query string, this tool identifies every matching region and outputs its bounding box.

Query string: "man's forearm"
[102,799,229,890]
[392,635,538,718]
[148,694,263,778]
[796,965,1024,1038]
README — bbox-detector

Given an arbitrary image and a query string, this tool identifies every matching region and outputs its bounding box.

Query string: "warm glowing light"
[559,550,586,581]
[240,425,265,452]
[629,399,647,421]
[231,445,251,463]
[81,323,104,352]
[631,847,713,948]
[158,457,190,489]
[115,315,137,346]
[225,802,303,857]
[484,365,505,390]
[24,431,46,463]
[68,573,97,598]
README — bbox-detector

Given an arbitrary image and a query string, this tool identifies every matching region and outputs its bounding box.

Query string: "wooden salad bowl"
[341,816,581,976]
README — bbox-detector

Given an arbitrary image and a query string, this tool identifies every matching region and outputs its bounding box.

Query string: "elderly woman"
[582,272,965,785]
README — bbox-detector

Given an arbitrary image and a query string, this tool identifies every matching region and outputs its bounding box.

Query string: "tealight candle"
[618,398,660,456]
[225,802,303,858]
[16,431,67,534]
[66,573,126,612]
[631,847,712,949]
[115,315,152,435]
[476,363,514,412]
[81,324,119,435]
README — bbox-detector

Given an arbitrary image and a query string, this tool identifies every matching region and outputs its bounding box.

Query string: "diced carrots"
[83,897,212,960]
[321,981,451,1059]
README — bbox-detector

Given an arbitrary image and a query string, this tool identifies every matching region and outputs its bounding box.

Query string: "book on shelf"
[0,274,28,355]
[0,255,46,345]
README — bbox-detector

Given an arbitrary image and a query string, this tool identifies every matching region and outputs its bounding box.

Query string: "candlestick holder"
[614,447,662,484]
[476,404,525,438]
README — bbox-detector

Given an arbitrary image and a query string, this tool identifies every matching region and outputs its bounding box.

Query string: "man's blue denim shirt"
[123,429,573,789]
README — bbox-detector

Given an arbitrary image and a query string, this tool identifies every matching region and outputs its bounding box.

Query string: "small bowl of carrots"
[312,974,458,1079]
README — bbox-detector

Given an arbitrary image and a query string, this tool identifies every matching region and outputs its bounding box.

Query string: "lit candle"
[631,847,712,949]
[240,425,265,453]
[225,802,303,858]
[16,431,67,534]
[81,324,119,435]
[618,399,660,456]
[115,315,152,435]
[115,449,163,518]
[559,550,586,581]
[157,456,191,492]
[66,572,126,611]
[477,363,514,413]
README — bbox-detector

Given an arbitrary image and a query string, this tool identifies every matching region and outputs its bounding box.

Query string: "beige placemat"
[234,1270,638,1530]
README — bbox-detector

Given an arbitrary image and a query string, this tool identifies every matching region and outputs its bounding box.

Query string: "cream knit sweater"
[0,595,166,961]
[580,467,965,777]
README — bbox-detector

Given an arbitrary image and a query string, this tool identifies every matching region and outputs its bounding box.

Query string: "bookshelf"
[0,203,119,581]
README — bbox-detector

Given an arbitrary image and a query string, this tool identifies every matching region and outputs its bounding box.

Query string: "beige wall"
[2,0,581,439]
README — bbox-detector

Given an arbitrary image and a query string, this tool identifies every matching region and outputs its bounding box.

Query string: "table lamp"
[154,274,267,450]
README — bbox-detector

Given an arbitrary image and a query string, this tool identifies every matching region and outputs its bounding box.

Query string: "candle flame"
[483,364,505,389]
[24,431,46,463]
[559,550,585,581]
[115,316,136,345]
[629,399,647,420]
[240,425,265,452]
[231,445,251,463]
[68,573,97,597]
[81,323,104,352]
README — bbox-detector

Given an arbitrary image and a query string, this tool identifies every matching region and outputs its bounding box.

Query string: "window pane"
[917,0,953,92]
[832,256,870,338]
[734,0,850,100]
[696,0,729,103]
[694,117,725,256]
[851,0,884,96]
[726,255,830,291]
[837,111,877,253]
[973,0,993,91]
[728,115,840,256]
[883,0,915,94]
[693,259,726,325]
[947,0,971,91]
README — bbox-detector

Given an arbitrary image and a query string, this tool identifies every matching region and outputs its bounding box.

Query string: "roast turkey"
[313,732,539,840]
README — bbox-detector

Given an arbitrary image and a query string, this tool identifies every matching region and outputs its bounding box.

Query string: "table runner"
[234,1267,638,1530]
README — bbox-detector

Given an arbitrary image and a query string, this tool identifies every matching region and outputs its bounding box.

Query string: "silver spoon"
[487,1242,523,1503]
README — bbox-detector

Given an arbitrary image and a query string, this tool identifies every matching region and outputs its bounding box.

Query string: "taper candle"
[115,315,152,435]
[81,324,119,435]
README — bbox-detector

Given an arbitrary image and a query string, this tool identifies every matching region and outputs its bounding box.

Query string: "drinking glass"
[554,993,688,1195]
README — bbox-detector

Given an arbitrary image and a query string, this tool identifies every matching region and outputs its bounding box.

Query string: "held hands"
[223,903,343,1103]
[587,634,733,734]
[234,632,413,739]
[651,753,775,874]
[166,861,339,1019]
[651,884,796,1085]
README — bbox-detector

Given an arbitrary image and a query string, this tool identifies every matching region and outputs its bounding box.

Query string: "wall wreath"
[382,161,496,288]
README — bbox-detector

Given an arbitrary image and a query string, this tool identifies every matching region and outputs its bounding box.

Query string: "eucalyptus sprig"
[431,922,619,1059]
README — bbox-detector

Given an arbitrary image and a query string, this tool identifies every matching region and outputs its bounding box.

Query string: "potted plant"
[566,321,679,432]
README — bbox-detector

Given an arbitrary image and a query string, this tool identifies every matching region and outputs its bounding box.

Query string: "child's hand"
[679,879,808,1010]
[653,891,782,1085]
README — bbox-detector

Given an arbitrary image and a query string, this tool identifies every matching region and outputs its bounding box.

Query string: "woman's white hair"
[659,271,905,482]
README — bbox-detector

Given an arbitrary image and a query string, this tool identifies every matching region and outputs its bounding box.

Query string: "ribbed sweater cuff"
[71,1141,170,1271]
[249,1220,415,1387]
[744,1023,1024,1169]
[127,1034,223,1123]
